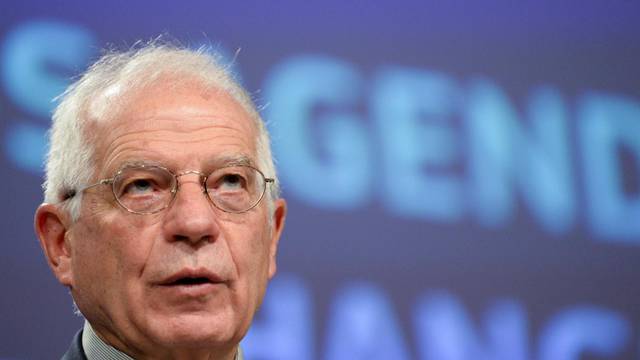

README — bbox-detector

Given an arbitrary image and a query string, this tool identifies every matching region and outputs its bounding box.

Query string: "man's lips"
[157,268,225,287]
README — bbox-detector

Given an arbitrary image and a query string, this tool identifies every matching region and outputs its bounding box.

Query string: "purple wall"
[2,1,640,359]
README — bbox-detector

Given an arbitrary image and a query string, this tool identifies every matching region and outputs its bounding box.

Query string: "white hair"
[43,41,280,220]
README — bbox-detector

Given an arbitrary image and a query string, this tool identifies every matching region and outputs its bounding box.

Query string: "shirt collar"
[81,320,243,360]
[82,321,134,360]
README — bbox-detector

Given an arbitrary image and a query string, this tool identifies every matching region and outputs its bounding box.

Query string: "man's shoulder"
[61,329,87,360]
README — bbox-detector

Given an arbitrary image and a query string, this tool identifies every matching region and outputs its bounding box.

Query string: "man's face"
[59,83,285,357]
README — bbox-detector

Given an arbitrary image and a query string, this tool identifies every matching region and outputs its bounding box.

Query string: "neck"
[85,321,239,360]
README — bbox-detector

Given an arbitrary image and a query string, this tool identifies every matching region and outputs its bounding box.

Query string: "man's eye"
[123,179,155,195]
[209,172,248,193]
[219,174,245,190]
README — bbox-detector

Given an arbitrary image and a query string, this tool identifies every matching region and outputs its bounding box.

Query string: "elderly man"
[34,43,287,360]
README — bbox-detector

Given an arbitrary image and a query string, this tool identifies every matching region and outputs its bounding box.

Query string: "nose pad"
[172,171,210,205]
[164,172,219,244]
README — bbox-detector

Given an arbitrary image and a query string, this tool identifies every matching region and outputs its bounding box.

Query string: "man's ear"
[34,203,74,287]
[267,198,287,279]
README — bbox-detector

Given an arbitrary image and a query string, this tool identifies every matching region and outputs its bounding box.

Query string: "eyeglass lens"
[112,165,266,214]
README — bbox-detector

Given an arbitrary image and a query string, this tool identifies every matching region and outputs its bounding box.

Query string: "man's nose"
[163,176,220,245]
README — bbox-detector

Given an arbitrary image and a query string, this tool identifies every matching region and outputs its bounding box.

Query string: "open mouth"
[158,268,224,288]
[169,277,213,286]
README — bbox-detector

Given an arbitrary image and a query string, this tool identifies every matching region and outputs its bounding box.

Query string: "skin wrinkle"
[75,179,245,358]
[78,187,115,220]
[91,89,258,177]
[44,50,279,215]
[36,48,285,359]
[100,125,255,178]
[66,83,280,359]
[103,133,253,165]
[96,120,255,228]
[75,94,276,222]
[92,146,261,225]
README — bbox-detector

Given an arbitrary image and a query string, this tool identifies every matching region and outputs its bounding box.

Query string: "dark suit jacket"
[61,330,87,360]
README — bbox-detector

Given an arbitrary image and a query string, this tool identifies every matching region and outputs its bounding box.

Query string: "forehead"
[90,82,259,173]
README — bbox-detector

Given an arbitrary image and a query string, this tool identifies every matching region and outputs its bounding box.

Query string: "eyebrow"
[116,159,165,170]
[203,154,256,169]
[114,154,257,173]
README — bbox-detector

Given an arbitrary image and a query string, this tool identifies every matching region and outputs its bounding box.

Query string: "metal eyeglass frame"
[64,164,274,215]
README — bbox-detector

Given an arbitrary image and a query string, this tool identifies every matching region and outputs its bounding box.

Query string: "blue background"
[1,1,640,359]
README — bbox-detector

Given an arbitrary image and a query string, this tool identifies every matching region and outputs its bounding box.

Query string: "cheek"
[68,221,118,313]
[108,216,163,278]
[72,213,159,290]
[228,216,273,283]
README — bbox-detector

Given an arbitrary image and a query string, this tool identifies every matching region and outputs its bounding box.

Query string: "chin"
[147,312,246,348]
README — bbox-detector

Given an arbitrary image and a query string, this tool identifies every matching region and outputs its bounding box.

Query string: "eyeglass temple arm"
[63,178,113,200]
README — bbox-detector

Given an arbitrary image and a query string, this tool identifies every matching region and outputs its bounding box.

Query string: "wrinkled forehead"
[84,79,259,173]
[87,75,254,125]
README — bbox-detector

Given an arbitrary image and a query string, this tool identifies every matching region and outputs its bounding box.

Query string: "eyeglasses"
[68,164,274,214]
